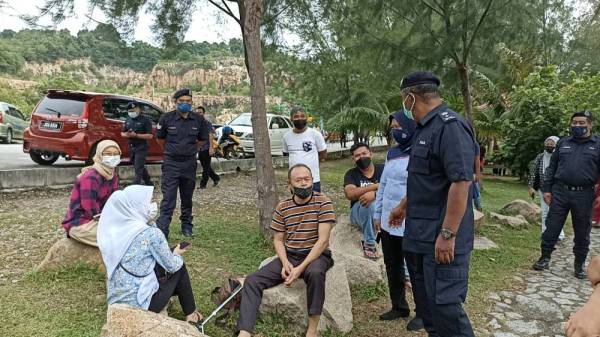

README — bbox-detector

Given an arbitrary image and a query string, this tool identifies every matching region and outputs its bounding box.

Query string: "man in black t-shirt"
[343,142,384,260]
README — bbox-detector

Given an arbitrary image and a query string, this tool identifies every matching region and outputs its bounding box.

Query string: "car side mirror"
[271,124,280,129]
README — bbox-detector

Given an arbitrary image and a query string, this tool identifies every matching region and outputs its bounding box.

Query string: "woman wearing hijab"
[528,136,565,240]
[98,185,203,323]
[62,140,122,246]
[372,111,423,331]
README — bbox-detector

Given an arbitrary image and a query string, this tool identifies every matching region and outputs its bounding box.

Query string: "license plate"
[41,121,61,130]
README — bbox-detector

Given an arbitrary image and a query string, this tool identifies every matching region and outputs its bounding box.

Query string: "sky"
[0,0,243,45]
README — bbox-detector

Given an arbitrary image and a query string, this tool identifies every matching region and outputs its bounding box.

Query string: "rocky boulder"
[474,209,485,231]
[259,262,353,334]
[101,304,207,337]
[500,199,541,223]
[329,216,386,286]
[474,236,498,250]
[490,212,529,229]
[36,238,105,273]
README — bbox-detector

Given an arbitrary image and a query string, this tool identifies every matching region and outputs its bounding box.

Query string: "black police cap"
[173,88,192,99]
[126,101,139,110]
[571,110,594,121]
[400,71,441,89]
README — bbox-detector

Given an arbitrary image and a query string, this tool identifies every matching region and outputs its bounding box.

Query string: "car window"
[102,98,130,121]
[275,117,289,128]
[283,117,293,128]
[7,107,16,118]
[140,104,162,124]
[15,110,26,120]
[230,114,252,126]
[36,95,86,116]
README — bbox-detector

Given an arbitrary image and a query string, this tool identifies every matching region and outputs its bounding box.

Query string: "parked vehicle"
[214,113,293,156]
[23,90,165,165]
[0,102,29,143]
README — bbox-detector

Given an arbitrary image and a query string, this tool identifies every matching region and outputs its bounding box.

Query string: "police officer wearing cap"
[121,101,154,186]
[389,71,476,336]
[156,88,208,238]
[534,111,600,279]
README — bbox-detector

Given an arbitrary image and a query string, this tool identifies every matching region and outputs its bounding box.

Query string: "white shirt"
[283,128,327,183]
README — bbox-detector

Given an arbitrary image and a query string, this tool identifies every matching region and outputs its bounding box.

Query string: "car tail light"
[78,119,89,129]
[0,113,3,123]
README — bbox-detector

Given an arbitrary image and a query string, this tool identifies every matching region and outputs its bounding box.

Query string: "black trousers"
[148,264,196,316]
[380,230,409,312]
[542,184,594,261]
[236,252,334,334]
[157,158,197,238]
[405,251,474,337]
[130,146,152,185]
[198,150,219,187]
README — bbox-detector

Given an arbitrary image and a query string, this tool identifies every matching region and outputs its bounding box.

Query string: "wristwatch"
[440,228,456,240]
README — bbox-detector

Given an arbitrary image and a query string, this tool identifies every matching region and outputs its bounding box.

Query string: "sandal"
[361,241,380,261]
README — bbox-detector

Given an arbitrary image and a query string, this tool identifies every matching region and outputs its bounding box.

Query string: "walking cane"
[192,284,244,334]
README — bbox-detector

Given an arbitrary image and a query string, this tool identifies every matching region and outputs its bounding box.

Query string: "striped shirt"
[270,193,336,253]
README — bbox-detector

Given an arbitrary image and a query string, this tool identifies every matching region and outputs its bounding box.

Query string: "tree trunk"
[238,0,278,239]
[456,62,474,123]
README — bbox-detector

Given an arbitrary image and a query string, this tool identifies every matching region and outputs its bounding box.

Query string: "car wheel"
[30,151,59,165]
[2,129,12,144]
[236,148,246,159]
[224,147,234,160]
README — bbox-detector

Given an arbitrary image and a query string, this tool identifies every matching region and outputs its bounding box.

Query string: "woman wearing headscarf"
[98,185,202,323]
[62,140,122,246]
[372,111,423,331]
[528,136,565,240]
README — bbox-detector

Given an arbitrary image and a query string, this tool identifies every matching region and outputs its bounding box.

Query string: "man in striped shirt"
[236,164,336,337]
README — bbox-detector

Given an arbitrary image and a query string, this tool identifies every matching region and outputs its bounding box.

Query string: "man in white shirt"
[283,107,328,192]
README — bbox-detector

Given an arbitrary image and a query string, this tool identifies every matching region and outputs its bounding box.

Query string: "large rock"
[329,216,386,286]
[259,262,353,334]
[101,304,207,337]
[474,236,498,250]
[36,238,106,273]
[489,212,530,229]
[500,199,541,223]
[474,209,485,231]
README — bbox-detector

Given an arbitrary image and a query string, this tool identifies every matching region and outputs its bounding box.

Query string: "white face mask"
[101,155,121,168]
[146,202,158,221]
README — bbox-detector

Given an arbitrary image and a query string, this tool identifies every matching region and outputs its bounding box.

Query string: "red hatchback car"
[23,90,165,165]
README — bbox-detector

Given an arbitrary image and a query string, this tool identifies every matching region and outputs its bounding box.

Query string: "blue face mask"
[402,95,415,120]
[128,112,139,119]
[392,128,411,146]
[571,126,588,138]
[177,102,192,113]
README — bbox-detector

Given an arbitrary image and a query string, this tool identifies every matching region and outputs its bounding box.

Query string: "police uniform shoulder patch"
[439,111,457,123]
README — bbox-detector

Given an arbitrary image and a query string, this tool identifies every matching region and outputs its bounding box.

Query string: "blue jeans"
[472,182,482,211]
[350,202,377,245]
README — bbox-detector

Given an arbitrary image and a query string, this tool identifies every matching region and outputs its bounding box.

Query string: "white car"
[215,113,293,156]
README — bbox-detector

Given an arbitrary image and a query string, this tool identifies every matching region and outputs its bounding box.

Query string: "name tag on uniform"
[168,126,176,130]
[562,146,571,149]
[589,146,597,150]
[419,140,427,145]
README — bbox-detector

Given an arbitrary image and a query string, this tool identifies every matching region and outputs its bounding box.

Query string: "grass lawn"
[0,154,546,337]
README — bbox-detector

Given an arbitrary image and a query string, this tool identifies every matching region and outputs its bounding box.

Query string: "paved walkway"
[486,228,600,337]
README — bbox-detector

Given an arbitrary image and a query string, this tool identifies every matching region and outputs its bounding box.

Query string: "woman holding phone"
[98,185,202,323]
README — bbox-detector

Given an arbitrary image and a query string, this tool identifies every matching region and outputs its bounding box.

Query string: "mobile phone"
[179,241,191,250]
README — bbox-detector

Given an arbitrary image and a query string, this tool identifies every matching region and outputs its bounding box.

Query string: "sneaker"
[379,308,409,321]
[406,317,424,331]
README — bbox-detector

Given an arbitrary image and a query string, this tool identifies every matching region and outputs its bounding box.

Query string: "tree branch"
[206,0,240,24]
[421,0,444,17]
[465,0,495,54]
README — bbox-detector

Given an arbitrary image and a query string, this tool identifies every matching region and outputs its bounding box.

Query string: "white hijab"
[98,185,158,307]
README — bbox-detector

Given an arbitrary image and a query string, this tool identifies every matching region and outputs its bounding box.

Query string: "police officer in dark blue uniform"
[121,101,153,186]
[534,111,600,279]
[156,88,208,238]
[389,72,476,337]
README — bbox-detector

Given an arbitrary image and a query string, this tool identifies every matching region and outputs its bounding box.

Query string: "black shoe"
[213,177,220,187]
[182,229,194,237]
[407,317,424,331]
[198,185,207,190]
[533,251,552,271]
[574,260,587,279]
[379,308,409,321]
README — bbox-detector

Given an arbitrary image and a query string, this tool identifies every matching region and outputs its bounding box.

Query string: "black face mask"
[545,146,555,153]
[292,186,312,199]
[293,119,307,130]
[356,157,372,170]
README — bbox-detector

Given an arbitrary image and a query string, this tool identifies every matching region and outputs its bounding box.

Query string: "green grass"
[0,156,545,337]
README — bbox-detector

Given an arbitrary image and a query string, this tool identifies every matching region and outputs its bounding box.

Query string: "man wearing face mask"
[343,143,385,260]
[156,88,209,238]
[283,106,328,192]
[121,101,154,186]
[534,111,600,279]
[388,71,476,337]
[528,136,565,241]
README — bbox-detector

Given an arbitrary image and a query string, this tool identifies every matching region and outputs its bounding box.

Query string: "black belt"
[557,181,594,191]
[165,154,197,162]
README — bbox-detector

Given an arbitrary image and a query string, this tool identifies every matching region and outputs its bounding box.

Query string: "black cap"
[400,71,441,89]
[173,88,192,99]
[572,110,594,121]
[126,101,139,110]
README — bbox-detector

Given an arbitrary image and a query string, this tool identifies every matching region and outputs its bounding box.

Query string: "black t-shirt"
[343,163,385,208]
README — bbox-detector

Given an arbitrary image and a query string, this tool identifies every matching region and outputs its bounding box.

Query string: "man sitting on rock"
[236,164,336,337]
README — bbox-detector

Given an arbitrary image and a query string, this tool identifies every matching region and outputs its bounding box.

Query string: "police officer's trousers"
[157,157,197,238]
[541,184,594,261]
[130,146,152,185]
[405,251,474,337]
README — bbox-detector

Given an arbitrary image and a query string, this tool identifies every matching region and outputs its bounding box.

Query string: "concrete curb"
[0,145,387,192]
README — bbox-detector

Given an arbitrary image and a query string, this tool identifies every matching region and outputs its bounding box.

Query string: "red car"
[23,90,165,165]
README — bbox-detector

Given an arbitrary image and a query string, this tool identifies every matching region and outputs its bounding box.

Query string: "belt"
[165,154,197,162]
[557,181,594,191]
